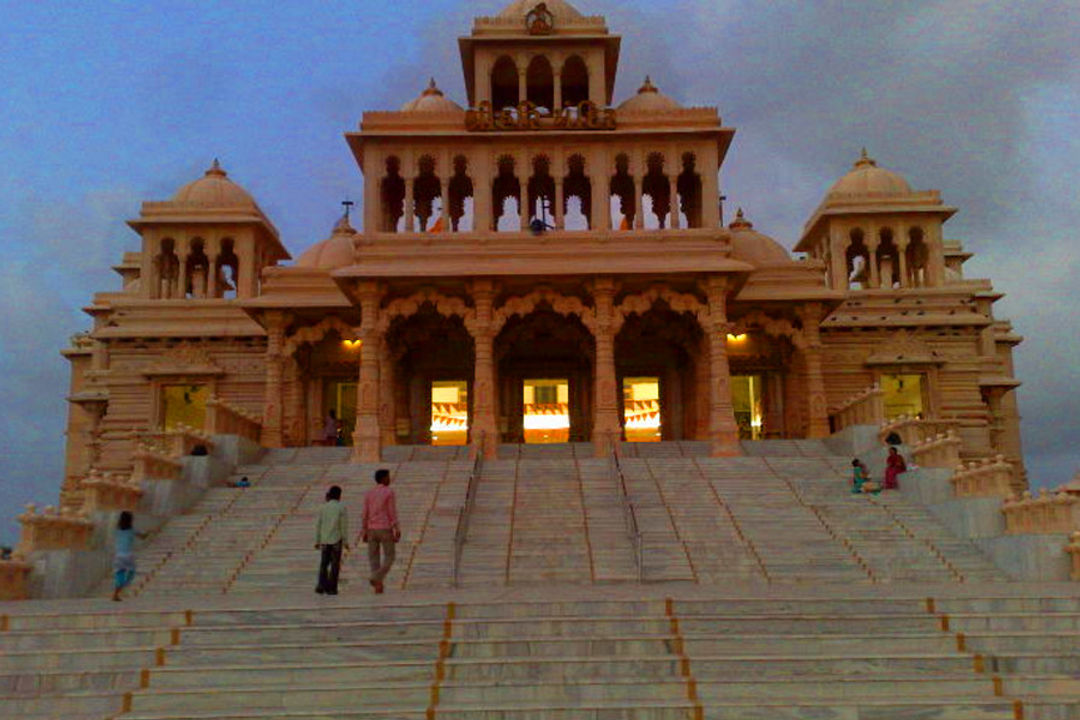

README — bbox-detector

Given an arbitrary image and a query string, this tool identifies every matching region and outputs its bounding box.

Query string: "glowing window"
[623,377,661,443]
[161,384,209,431]
[523,379,569,444]
[731,375,763,440]
[431,381,469,446]
[882,374,925,420]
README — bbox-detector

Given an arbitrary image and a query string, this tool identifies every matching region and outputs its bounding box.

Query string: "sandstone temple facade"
[59,0,1026,511]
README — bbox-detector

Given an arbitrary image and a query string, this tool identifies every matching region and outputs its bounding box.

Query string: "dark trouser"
[317,542,343,593]
[367,529,396,583]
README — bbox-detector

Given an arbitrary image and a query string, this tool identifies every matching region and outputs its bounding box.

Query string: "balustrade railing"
[131,445,184,483]
[611,447,644,583]
[81,470,142,512]
[830,385,885,432]
[1002,489,1080,535]
[205,396,262,443]
[451,433,485,588]
[911,430,963,469]
[17,504,93,554]
[950,455,1014,498]
[879,415,959,446]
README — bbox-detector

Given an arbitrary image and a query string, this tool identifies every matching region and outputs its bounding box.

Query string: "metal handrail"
[451,433,485,587]
[611,445,644,583]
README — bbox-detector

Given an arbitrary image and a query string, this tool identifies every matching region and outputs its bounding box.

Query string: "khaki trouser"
[367,529,396,582]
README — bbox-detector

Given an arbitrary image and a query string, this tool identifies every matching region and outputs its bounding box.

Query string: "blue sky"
[1,0,1078,544]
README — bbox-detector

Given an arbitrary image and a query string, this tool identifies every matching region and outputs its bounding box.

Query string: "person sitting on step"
[851,458,881,495]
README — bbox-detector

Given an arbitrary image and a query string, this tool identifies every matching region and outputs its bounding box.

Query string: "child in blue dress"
[112,511,141,601]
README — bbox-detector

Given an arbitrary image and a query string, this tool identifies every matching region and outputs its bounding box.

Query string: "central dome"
[618,77,682,113]
[401,78,463,113]
[827,149,912,197]
[497,0,584,20]
[171,160,258,209]
[296,214,358,270]
[728,209,792,267]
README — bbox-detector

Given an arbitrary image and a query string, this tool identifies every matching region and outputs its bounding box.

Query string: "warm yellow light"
[727,333,747,342]
[342,339,362,350]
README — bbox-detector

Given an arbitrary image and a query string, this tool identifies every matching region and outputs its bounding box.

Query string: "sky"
[1,0,1078,544]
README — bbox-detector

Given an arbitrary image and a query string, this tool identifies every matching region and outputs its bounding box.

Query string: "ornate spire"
[728,207,754,230]
[854,147,877,169]
[206,158,227,177]
[639,76,658,94]
[422,77,444,97]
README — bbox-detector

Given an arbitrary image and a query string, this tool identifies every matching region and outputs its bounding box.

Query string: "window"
[161,384,210,431]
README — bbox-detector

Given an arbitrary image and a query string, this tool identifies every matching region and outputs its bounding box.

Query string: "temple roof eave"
[126,212,291,262]
[795,202,958,251]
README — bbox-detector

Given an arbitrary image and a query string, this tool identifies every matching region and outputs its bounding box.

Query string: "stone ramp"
[4,589,1079,719]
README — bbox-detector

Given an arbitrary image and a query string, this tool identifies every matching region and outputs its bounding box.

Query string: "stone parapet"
[911,430,962,469]
[17,504,93,553]
[80,470,143,513]
[1067,532,1080,581]
[830,385,884,431]
[1002,489,1080,535]
[879,416,959,447]
[950,455,1014,499]
[131,446,183,483]
[139,425,215,457]
[0,555,32,600]
[206,397,262,444]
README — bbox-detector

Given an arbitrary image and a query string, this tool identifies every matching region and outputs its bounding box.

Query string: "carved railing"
[81,471,143,513]
[1067,532,1080,581]
[205,396,262,443]
[138,425,214,457]
[17,504,93,554]
[452,434,485,588]
[612,447,644,583]
[1002,489,1080,535]
[0,554,32,601]
[830,385,885,431]
[879,416,959,447]
[950,455,1014,499]
[131,445,184,483]
[911,430,963,469]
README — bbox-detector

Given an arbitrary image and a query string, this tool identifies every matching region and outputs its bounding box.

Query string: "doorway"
[881,373,926,419]
[322,381,357,446]
[731,375,764,440]
[161,383,209,431]
[623,377,661,443]
[431,380,469,446]
[523,378,570,443]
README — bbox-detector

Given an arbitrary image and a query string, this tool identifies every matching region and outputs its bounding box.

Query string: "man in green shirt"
[315,485,349,595]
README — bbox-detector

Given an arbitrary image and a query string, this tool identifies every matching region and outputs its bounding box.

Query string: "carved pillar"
[593,277,622,456]
[206,238,220,299]
[519,153,531,231]
[705,277,740,455]
[695,342,711,440]
[517,67,527,106]
[378,338,396,448]
[404,177,416,232]
[261,311,288,448]
[897,237,910,288]
[669,173,680,229]
[352,283,383,462]
[798,302,831,439]
[553,61,564,110]
[554,177,565,230]
[867,235,881,289]
[633,167,644,230]
[176,237,190,299]
[440,179,451,232]
[595,172,611,231]
[471,281,498,459]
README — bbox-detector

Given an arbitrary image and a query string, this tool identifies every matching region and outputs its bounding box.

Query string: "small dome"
[618,77,682,112]
[400,78,463,113]
[728,209,792,267]
[828,149,912,197]
[172,160,258,208]
[296,214,358,270]
[497,0,584,21]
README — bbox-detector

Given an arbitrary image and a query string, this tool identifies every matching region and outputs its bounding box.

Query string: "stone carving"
[283,316,359,357]
[865,329,945,365]
[142,343,222,376]
[493,288,593,333]
[614,284,708,333]
[381,289,474,333]
[466,100,616,132]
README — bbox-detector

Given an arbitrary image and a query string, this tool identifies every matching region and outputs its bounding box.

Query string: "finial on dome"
[854,147,877,169]
[206,158,227,177]
[728,207,753,230]
[333,213,356,235]
[423,77,444,97]
[639,76,658,93]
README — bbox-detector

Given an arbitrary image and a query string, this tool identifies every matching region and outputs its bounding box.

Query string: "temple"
[59,0,1026,511]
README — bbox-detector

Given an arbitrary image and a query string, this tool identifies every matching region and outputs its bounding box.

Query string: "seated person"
[884,446,907,490]
[851,459,881,494]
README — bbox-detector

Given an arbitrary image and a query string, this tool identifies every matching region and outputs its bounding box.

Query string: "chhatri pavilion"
[59,0,1025,509]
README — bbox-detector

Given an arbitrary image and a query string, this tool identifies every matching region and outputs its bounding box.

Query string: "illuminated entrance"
[523,379,570,444]
[731,375,764,440]
[882,373,925,419]
[431,381,469,446]
[323,381,357,446]
[161,384,209,431]
[623,377,661,442]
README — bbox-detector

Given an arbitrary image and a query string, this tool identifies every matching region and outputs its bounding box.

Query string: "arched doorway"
[496,307,594,443]
[386,306,474,446]
[615,304,705,442]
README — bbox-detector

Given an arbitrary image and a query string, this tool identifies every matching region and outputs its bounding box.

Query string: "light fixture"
[342,339,362,350]
[727,333,748,342]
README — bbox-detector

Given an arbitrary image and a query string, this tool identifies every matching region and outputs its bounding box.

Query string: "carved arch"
[614,285,709,333]
[493,288,593,334]
[730,310,805,349]
[283,316,358,357]
[379,289,474,333]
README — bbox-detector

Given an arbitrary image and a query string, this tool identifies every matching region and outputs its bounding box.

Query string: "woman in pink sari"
[884,446,907,490]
